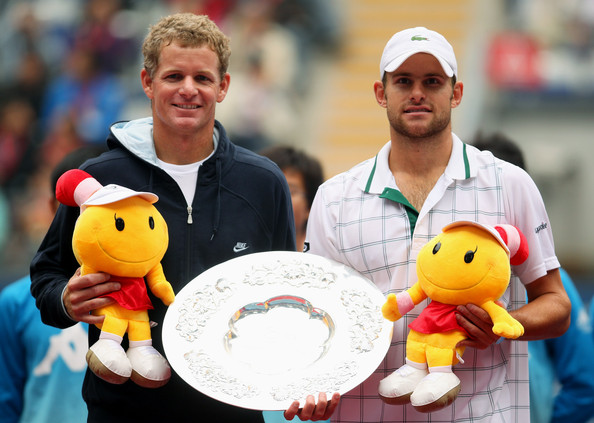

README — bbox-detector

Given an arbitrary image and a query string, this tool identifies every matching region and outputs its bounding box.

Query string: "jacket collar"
[109,118,228,168]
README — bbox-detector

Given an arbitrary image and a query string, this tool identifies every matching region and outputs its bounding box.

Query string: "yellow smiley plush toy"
[379,221,529,412]
[56,169,175,388]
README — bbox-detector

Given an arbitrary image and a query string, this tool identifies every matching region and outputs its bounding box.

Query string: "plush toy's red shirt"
[101,276,153,310]
[408,301,468,335]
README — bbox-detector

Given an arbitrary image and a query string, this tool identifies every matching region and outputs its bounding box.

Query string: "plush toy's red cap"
[494,224,529,266]
[56,169,159,209]
[55,169,103,207]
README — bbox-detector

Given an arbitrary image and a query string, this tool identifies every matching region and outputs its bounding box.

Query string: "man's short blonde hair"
[142,13,231,80]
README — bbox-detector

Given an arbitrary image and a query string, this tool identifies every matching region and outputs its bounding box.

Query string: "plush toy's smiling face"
[416,225,511,305]
[72,196,169,277]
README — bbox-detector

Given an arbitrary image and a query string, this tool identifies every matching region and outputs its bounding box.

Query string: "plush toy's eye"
[149,216,155,230]
[432,242,441,254]
[464,247,477,263]
[114,214,125,231]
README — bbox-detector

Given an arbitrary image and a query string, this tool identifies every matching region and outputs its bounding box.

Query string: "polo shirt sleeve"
[305,181,344,263]
[501,163,560,284]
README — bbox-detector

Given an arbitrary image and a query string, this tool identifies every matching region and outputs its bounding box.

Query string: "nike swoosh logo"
[233,245,249,253]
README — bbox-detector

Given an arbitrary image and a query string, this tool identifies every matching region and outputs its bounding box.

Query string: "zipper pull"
[187,206,193,224]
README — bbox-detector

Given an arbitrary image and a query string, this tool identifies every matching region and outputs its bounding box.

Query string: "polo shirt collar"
[362,133,474,195]
[445,133,475,180]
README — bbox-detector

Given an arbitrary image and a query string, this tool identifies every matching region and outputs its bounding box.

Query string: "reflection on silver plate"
[162,251,393,410]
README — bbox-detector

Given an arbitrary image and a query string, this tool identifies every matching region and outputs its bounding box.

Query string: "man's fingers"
[455,304,499,349]
[64,270,119,322]
[310,392,328,420]
[299,395,317,419]
[321,392,341,420]
[283,400,301,421]
[283,392,339,421]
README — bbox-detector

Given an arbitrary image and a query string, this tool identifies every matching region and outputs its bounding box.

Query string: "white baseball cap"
[443,221,509,255]
[379,27,457,79]
[83,184,158,207]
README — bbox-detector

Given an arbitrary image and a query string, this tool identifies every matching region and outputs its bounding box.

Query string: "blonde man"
[29,13,328,422]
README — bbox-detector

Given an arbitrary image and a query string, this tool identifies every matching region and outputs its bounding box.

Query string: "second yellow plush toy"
[56,169,175,388]
[379,221,528,412]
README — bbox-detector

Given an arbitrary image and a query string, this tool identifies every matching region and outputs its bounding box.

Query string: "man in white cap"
[305,26,570,422]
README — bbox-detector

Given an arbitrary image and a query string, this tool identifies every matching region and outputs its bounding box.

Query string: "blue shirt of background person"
[529,268,594,423]
[0,276,88,423]
[264,411,328,423]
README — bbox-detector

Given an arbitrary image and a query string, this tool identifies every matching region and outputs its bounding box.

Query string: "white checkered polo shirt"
[305,134,559,422]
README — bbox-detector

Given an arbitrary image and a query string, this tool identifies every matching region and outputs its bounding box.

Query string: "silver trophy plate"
[162,251,393,410]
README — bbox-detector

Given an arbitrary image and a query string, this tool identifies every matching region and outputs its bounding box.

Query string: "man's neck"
[389,131,452,172]
[153,128,215,165]
[388,133,453,210]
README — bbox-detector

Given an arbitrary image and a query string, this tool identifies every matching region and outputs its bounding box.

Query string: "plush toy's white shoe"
[378,364,429,404]
[127,345,171,388]
[86,339,132,384]
[410,372,461,413]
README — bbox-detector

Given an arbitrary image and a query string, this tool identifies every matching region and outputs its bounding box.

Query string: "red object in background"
[486,31,544,90]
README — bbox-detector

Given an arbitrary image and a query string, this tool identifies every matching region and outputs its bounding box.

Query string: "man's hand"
[455,304,500,349]
[283,392,340,421]
[63,268,119,325]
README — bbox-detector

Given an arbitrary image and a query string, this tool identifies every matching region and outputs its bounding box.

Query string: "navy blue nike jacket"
[30,118,296,422]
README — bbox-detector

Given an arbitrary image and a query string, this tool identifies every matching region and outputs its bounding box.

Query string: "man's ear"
[451,81,463,109]
[374,80,387,108]
[217,73,231,103]
[141,68,154,100]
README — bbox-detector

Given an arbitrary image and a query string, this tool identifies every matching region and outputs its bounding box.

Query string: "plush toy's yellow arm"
[146,264,175,306]
[80,264,98,276]
[382,282,427,322]
[481,300,524,339]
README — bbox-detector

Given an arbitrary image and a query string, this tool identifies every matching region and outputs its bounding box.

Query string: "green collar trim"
[364,155,378,193]
[380,187,411,208]
[380,187,419,235]
[463,143,470,179]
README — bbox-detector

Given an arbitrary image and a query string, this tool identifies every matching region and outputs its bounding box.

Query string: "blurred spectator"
[0,51,49,119]
[274,0,342,52]
[0,1,82,83]
[217,0,301,150]
[591,297,594,341]
[224,0,300,94]
[0,190,8,270]
[72,0,136,73]
[259,145,324,252]
[39,43,126,145]
[0,145,105,422]
[166,0,237,24]
[216,52,299,150]
[0,276,88,422]
[39,114,86,173]
[274,0,343,90]
[472,131,594,423]
[0,98,38,192]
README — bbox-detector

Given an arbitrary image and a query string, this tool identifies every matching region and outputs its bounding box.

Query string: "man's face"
[377,53,462,140]
[141,41,230,137]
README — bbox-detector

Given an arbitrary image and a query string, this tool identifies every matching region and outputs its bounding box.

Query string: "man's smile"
[174,104,200,109]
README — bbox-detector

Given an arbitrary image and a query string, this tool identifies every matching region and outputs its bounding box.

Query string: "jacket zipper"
[187,206,193,224]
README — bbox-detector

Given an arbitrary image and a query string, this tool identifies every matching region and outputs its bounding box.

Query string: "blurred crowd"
[0,0,342,286]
